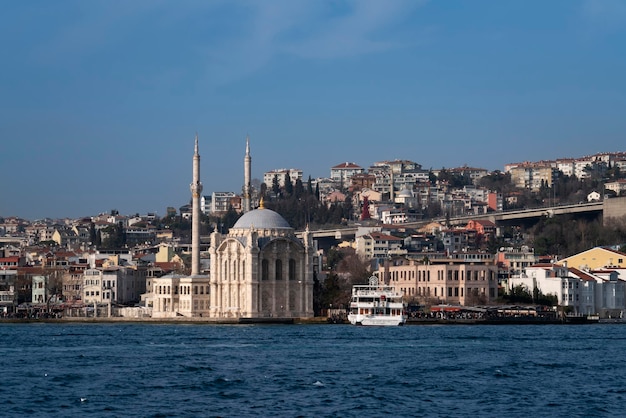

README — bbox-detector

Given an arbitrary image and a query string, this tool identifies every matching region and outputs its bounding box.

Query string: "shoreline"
[0,316,615,325]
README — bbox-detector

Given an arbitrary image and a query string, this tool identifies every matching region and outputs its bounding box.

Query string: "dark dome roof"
[232,208,291,229]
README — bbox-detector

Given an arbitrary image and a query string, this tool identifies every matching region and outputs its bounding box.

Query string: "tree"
[336,250,371,285]
[294,178,304,198]
[325,247,344,270]
[272,175,280,195]
[221,206,241,231]
[89,222,97,245]
[307,176,314,195]
[284,175,293,196]
[477,170,512,193]
[101,222,126,249]
[46,269,64,313]
[501,285,533,304]
[320,272,344,309]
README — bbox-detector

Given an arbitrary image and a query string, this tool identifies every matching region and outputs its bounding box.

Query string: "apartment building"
[201,192,239,215]
[377,254,498,305]
[330,162,364,189]
[605,179,626,196]
[506,162,557,190]
[263,168,303,189]
[355,231,405,261]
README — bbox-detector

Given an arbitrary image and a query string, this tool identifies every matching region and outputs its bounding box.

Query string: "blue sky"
[1,0,625,220]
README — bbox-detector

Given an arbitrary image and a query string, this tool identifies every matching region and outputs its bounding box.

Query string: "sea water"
[1,323,624,417]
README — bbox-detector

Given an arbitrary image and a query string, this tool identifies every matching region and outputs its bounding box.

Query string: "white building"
[356,231,406,261]
[605,179,626,197]
[509,263,626,316]
[263,168,303,189]
[83,266,147,306]
[330,162,364,189]
[202,192,237,215]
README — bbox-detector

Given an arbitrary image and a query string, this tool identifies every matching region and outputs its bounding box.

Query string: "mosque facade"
[209,202,315,318]
[146,135,314,319]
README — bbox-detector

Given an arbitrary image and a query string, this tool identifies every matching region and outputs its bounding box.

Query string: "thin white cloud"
[22,1,428,90]
[581,0,626,30]
[201,0,428,87]
[281,0,424,59]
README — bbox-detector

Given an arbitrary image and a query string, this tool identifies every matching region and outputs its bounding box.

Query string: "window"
[262,260,269,281]
[276,260,283,280]
[289,259,296,281]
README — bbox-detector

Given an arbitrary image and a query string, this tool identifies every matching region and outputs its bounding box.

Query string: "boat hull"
[348,314,406,326]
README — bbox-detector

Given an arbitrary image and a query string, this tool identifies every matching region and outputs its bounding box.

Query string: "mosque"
[147,135,315,319]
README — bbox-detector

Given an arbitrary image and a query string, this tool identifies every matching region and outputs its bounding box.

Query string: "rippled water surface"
[1,323,624,417]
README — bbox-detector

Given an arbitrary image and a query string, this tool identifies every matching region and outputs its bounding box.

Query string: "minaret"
[243,135,252,213]
[190,133,203,276]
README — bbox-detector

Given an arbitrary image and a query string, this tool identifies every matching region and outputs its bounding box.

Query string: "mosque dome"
[397,187,413,198]
[232,207,291,230]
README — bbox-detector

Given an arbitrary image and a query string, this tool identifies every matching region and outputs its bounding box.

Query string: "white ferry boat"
[347,275,406,326]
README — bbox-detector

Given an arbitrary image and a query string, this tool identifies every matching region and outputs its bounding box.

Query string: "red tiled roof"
[568,267,597,282]
[0,257,19,262]
[332,162,362,169]
[154,262,182,272]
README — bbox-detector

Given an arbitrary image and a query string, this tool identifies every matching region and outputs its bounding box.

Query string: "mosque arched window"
[289,259,296,281]
[262,259,269,281]
[275,260,283,280]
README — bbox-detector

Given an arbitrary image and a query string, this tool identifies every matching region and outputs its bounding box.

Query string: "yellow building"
[557,247,626,270]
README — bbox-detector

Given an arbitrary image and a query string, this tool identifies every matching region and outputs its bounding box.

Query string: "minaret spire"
[243,134,252,213]
[190,133,203,276]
